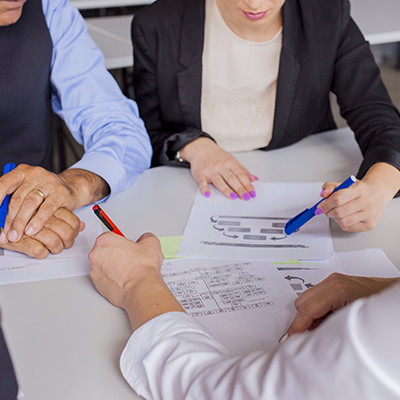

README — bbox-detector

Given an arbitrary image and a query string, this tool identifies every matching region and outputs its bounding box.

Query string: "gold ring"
[33,189,46,202]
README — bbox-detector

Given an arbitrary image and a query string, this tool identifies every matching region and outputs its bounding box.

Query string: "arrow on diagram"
[270,234,287,241]
[223,232,239,239]
[284,275,305,283]
[210,215,218,223]
[304,283,314,289]
[213,225,224,231]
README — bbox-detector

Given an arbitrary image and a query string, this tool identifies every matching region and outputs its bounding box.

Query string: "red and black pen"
[93,204,125,237]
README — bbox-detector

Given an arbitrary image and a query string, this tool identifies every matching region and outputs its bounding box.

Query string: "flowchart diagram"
[162,262,274,317]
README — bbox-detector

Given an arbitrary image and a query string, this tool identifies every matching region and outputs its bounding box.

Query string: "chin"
[0,9,24,26]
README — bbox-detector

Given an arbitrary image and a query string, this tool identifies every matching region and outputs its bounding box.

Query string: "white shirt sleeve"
[120,283,400,400]
[41,0,152,197]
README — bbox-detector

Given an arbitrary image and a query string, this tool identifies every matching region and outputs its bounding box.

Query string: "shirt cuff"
[69,151,128,200]
[119,312,216,396]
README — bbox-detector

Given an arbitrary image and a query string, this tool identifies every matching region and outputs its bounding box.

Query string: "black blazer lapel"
[268,0,302,148]
[177,0,205,130]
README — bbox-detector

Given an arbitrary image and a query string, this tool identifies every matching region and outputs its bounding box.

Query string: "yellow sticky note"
[158,235,183,259]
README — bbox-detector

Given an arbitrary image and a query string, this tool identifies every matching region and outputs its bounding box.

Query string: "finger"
[286,291,338,336]
[6,189,47,242]
[320,181,339,198]
[219,170,250,200]
[44,215,80,250]
[231,168,256,199]
[210,174,239,200]
[0,164,29,205]
[23,194,65,237]
[31,227,64,255]
[0,236,50,260]
[196,175,211,198]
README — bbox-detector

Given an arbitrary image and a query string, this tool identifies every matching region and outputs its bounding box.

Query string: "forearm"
[122,273,185,332]
[58,168,110,210]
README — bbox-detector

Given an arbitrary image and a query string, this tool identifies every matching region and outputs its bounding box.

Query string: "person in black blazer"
[132,0,400,232]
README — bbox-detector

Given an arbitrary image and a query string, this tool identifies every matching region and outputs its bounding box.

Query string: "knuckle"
[32,244,48,260]
[39,202,57,217]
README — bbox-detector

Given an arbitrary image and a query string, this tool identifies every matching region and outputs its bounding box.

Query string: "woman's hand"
[316,163,400,232]
[179,138,258,200]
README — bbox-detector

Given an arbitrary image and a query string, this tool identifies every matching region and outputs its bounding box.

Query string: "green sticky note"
[273,259,300,265]
[158,235,183,259]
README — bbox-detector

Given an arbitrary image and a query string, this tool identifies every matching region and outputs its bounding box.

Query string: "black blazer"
[132,0,400,178]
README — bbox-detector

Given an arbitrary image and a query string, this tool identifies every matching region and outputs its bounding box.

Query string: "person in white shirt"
[88,232,400,400]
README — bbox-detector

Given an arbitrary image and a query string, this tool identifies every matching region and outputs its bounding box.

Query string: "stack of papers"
[162,182,400,355]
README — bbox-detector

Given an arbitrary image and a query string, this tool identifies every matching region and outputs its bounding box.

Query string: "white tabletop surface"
[71,0,152,10]
[1,127,399,400]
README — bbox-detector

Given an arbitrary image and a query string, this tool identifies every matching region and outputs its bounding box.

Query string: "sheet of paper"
[338,248,400,277]
[0,205,102,285]
[177,182,334,261]
[161,256,343,355]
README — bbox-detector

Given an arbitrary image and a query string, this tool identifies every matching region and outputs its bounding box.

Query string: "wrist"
[363,163,400,201]
[58,169,110,209]
[179,137,215,163]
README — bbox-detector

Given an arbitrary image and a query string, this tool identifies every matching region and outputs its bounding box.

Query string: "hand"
[0,208,84,259]
[0,164,109,243]
[284,273,398,339]
[316,163,400,232]
[89,232,183,331]
[179,138,258,200]
[89,232,164,309]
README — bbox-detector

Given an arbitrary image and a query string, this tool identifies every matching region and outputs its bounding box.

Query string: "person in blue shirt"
[0,0,152,259]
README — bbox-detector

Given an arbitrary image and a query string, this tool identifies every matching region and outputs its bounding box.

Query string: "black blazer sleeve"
[132,7,214,168]
[330,0,400,178]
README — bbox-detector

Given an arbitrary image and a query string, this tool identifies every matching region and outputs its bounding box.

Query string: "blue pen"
[284,175,356,235]
[0,163,16,230]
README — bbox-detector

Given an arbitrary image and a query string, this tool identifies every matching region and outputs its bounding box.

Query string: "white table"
[71,0,152,10]
[1,128,399,400]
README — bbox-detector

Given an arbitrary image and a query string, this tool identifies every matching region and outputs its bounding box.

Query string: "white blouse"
[120,282,400,400]
[201,0,282,152]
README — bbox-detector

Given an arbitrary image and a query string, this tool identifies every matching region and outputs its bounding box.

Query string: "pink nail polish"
[249,190,256,198]
[205,191,211,198]
[243,193,250,201]
[230,193,238,200]
[315,208,323,216]
[252,175,259,180]
[320,189,326,197]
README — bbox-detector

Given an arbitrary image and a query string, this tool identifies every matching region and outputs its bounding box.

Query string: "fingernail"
[243,193,250,201]
[9,230,18,241]
[249,190,256,198]
[315,208,323,216]
[26,226,35,236]
[279,332,288,344]
[230,193,238,200]
[0,231,7,243]
[252,175,259,180]
[320,189,326,197]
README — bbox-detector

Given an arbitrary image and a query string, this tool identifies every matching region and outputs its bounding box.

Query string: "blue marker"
[285,175,356,235]
[0,163,16,230]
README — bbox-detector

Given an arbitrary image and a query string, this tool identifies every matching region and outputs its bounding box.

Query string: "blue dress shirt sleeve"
[41,0,152,197]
